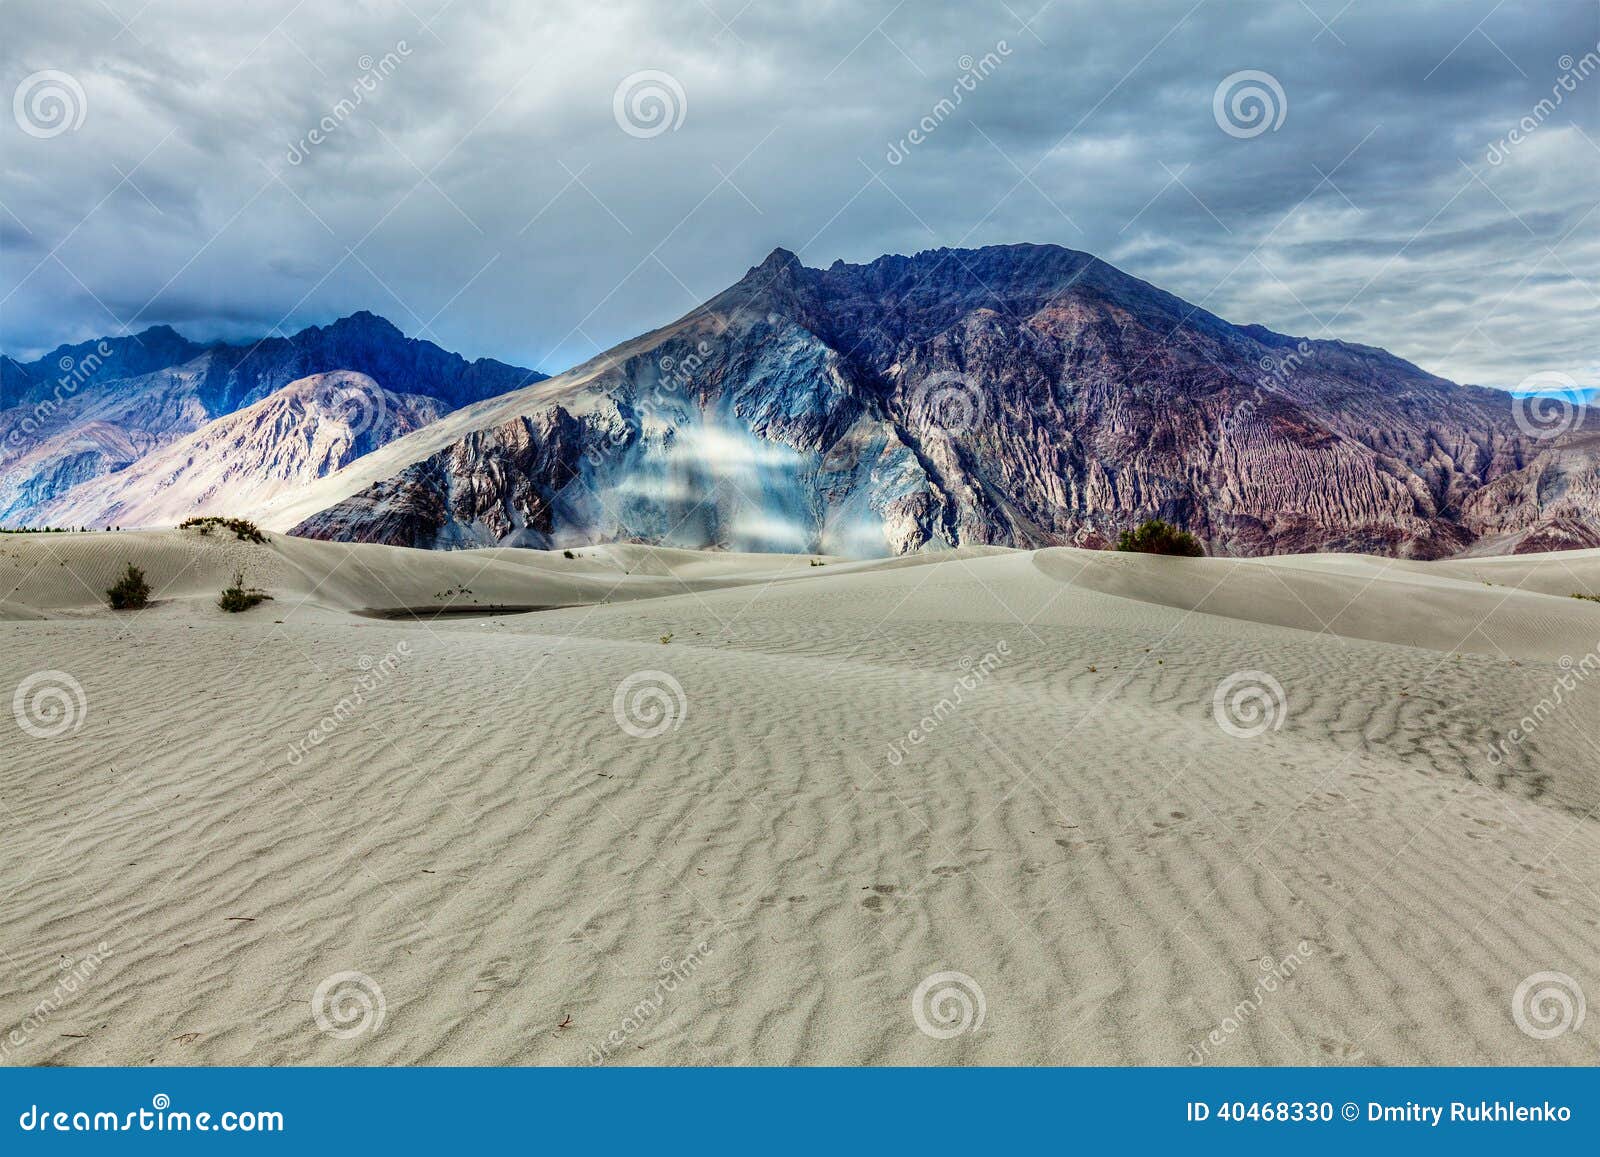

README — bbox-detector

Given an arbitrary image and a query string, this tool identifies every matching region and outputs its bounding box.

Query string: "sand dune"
[2,529,1597,1065]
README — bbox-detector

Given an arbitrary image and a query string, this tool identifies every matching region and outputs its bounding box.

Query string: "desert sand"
[2,528,1598,1064]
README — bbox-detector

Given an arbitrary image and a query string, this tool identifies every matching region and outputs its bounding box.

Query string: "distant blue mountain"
[0,313,544,524]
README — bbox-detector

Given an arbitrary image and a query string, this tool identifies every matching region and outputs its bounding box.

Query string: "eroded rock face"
[1457,435,1600,554]
[295,243,1582,558]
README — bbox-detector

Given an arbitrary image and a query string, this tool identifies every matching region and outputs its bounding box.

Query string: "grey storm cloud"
[1,0,1596,390]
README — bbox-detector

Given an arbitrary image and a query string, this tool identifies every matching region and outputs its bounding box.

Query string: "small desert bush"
[180,515,268,544]
[1572,592,1600,604]
[106,563,151,610]
[1115,519,1204,558]
[217,570,270,613]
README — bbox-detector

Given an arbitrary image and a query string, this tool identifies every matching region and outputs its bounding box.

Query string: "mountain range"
[3,244,1593,557]
[0,313,541,528]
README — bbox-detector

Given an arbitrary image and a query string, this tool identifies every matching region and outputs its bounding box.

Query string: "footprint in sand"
[474,957,516,991]
[1318,1038,1366,1062]
[860,884,901,912]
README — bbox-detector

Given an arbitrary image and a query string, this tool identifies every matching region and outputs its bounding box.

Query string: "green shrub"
[1114,519,1205,557]
[107,563,151,610]
[179,516,268,544]
[218,570,270,613]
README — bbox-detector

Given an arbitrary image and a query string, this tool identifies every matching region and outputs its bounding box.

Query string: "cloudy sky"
[2,0,1596,389]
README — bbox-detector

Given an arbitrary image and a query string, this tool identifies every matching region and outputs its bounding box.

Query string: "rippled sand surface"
[2,530,1597,1064]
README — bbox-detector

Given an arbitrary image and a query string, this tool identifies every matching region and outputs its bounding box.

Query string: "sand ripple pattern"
[1,535,1598,1064]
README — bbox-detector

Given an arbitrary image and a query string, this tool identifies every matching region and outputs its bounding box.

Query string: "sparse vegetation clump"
[218,570,271,613]
[1571,592,1600,604]
[106,563,151,610]
[179,516,268,544]
[1114,519,1204,558]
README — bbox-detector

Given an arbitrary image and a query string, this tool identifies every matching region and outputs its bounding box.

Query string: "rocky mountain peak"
[283,244,1588,559]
